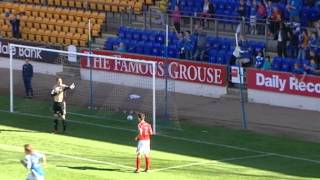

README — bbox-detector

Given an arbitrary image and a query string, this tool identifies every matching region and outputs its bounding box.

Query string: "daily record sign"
[80,50,228,86]
[247,68,320,98]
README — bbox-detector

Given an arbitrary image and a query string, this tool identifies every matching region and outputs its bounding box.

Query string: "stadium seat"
[271,57,282,71]
[49,31,57,44]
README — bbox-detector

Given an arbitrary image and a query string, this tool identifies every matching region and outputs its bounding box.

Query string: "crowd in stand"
[164,0,320,76]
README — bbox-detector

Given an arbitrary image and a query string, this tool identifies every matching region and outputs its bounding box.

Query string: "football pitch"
[0,99,320,179]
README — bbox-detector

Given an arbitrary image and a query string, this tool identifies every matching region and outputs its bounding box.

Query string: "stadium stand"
[14,0,147,14]
[104,26,265,65]
[168,0,320,27]
[0,2,106,46]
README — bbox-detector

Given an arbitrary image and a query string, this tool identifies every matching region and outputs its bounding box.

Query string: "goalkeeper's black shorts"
[53,101,66,115]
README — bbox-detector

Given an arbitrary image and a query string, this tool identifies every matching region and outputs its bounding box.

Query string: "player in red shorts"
[134,113,153,173]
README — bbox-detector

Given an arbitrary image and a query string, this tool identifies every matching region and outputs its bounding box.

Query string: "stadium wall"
[80,50,228,98]
[247,68,320,112]
[0,57,62,75]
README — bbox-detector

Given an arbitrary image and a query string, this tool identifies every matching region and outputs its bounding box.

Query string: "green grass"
[0,97,320,179]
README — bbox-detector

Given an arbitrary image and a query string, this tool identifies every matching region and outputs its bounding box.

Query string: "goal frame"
[9,43,158,134]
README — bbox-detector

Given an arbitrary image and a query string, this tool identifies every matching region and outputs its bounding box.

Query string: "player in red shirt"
[134,113,153,173]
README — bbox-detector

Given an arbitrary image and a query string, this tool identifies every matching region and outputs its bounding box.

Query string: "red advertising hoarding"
[247,68,320,98]
[80,50,227,86]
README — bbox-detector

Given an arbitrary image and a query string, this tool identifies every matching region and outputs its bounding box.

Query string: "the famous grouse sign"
[80,50,227,86]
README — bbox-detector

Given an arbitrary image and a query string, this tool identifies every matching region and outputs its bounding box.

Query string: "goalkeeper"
[50,77,75,134]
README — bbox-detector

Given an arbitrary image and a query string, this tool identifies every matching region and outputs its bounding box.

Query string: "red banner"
[80,50,227,86]
[247,68,320,98]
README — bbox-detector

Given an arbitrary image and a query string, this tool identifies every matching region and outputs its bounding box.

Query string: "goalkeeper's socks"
[62,121,67,133]
[136,157,141,171]
[54,119,58,132]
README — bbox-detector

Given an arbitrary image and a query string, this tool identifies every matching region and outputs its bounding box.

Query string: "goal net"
[5,44,179,134]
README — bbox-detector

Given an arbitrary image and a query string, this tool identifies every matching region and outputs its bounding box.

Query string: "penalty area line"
[0,143,135,170]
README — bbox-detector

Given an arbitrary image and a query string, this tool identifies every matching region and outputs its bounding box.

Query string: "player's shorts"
[27,173,44,180]
[136,140,150,155]
[53,101,66,115]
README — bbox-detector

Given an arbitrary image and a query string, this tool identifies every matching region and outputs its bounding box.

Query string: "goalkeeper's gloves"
[70,83,75,90]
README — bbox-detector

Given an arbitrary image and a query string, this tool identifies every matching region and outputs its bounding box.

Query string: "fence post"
[120,10,123,26]
[149,7,152,28]
[190,16,193,33]
[144,11,147,29]
[264,19,268,52]
[214,18,218,37]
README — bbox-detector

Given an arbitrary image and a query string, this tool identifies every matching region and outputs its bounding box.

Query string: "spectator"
[249,0,258,35]
[287,25,299,58]
[257,1,267,19]
[269,6,282,35]
[257,1,267,34]
[9,14,20,39]
[264,0,273,19]
[275,22,288,57]
[309,32,318,51]
[176,32,185,58]
[200,0,215,27]
[309,59,320,75]
[171,5,181,33]
[255,51,265,69]
[307,50,319,65]
[183,31,194,60]
[193,24,207,61]
[238,0,247,19]
[262,55,272,70]
[117,42,126,53]
[286,0,302,23]
[292,63,306,81]
[22,59,33,98]
[297,29,309,60]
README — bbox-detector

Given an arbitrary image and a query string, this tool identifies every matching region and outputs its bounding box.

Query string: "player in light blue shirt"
[21,144,47,180]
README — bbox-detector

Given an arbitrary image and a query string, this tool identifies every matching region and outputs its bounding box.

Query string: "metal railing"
[109,8,273,51]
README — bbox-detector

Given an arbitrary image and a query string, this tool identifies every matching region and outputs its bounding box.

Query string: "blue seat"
[143,42,152,55]
[168,45,178,58]
[104,37,116,50]
[125,28,133,40]
[221,38,231,50]
[141,30,150,41]
[118,27,126,39]
[271,57,282,71]
[132,29,142,41]
[151,43,162,56]
[156,32,165,44]
[148,31,157,42]
[281,58,293,72]
[126,40,138,53]
[135,41,145,54]
[216,50,227,64]
[209,49,218,64]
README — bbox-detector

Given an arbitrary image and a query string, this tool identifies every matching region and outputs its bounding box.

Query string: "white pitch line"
[151,154,272,172]
[2,111,320,165]
[0,158,19,163]
[0,144,135,170]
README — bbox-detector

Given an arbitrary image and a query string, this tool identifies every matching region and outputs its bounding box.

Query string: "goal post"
[8,43,158,134]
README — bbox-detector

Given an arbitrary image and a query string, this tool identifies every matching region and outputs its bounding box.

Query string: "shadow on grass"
[57,166,121,172]
[0,129,36,133]
[0,109,320,179]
